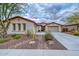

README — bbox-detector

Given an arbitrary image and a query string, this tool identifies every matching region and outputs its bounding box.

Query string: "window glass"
[26,24,33,31]
[13,23,16,31]
[23,23,26,31]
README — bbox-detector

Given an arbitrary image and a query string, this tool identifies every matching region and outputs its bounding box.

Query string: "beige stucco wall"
[65,25,78,31]
[7,18,37,34]
[45,23,62,32]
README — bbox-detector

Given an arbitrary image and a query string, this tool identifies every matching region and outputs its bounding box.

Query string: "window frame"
[18,23,21,31]
[13,23,16,31]
[23,23,26,31]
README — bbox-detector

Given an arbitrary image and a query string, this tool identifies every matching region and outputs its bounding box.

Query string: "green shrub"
[0,37,9,43]
[73,31,79,36]
[11,34,21,39]
[44,32,53,41]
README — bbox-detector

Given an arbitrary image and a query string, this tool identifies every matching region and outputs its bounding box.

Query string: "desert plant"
[11,34,21,39]
[31,31,36,41]
[73,31,79,36]
[0,37,9,43]
[30,28,36,41]
[27,30,32,38]
[44,32,53,41]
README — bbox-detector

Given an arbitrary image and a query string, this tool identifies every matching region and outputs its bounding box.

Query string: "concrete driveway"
[37,32,79,50]
[52,32,79,50]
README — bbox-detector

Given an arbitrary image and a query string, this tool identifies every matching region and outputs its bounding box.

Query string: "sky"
[20,3,79,24]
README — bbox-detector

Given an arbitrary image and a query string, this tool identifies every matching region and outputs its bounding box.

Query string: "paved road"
[52,32,79,50]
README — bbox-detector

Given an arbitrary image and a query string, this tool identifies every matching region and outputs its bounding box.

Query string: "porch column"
[59,26,62,32]
[45,26,47,32]
[21,23,23,31]
[16,23,18,31]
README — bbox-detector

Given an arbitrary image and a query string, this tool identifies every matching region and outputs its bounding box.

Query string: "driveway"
[37,32,79,50]
[52,32,79,50]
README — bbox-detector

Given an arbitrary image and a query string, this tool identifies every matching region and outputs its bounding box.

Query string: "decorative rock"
[29,41,35,44]
[48,41,54,44]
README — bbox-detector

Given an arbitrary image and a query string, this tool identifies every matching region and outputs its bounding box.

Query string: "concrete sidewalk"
[0,49,79,56]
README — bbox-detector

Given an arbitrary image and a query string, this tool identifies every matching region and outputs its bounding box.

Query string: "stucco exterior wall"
[65,25,77,31]
[45,23,62,32]
[7,18,37,34]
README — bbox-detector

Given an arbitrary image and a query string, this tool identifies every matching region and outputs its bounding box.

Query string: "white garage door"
[48,26,59,32]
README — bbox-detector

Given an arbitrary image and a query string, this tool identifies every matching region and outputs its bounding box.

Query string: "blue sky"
[20,3,79,24]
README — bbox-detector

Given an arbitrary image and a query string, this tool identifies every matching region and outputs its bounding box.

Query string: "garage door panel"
[48,26,59,32]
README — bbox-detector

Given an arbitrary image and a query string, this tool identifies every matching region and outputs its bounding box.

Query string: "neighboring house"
[3,16,79,34]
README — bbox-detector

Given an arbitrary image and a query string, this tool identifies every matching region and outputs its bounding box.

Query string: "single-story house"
[2,16,79,34]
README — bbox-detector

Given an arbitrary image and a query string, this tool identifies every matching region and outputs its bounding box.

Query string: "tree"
[66,7,79,24]
[67,15,79,24]
[0,3,21,38]
[66,9,79,24]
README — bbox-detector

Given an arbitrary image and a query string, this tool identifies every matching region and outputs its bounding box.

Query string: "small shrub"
[44,32,53,41]
[0,37,9,43]
[11,34,21,39]
[73,31,79,36]
[27,29,36,40]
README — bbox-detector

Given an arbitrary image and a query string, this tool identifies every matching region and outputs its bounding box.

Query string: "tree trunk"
[3,29,7,38]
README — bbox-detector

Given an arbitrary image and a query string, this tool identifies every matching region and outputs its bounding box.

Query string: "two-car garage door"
[47,26,59,32]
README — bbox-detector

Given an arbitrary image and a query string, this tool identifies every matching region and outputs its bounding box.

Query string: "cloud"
[20,3,79,24]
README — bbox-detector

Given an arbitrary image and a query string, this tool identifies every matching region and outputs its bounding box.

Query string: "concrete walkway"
[0,49,79,56]
[52,32,79,50]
